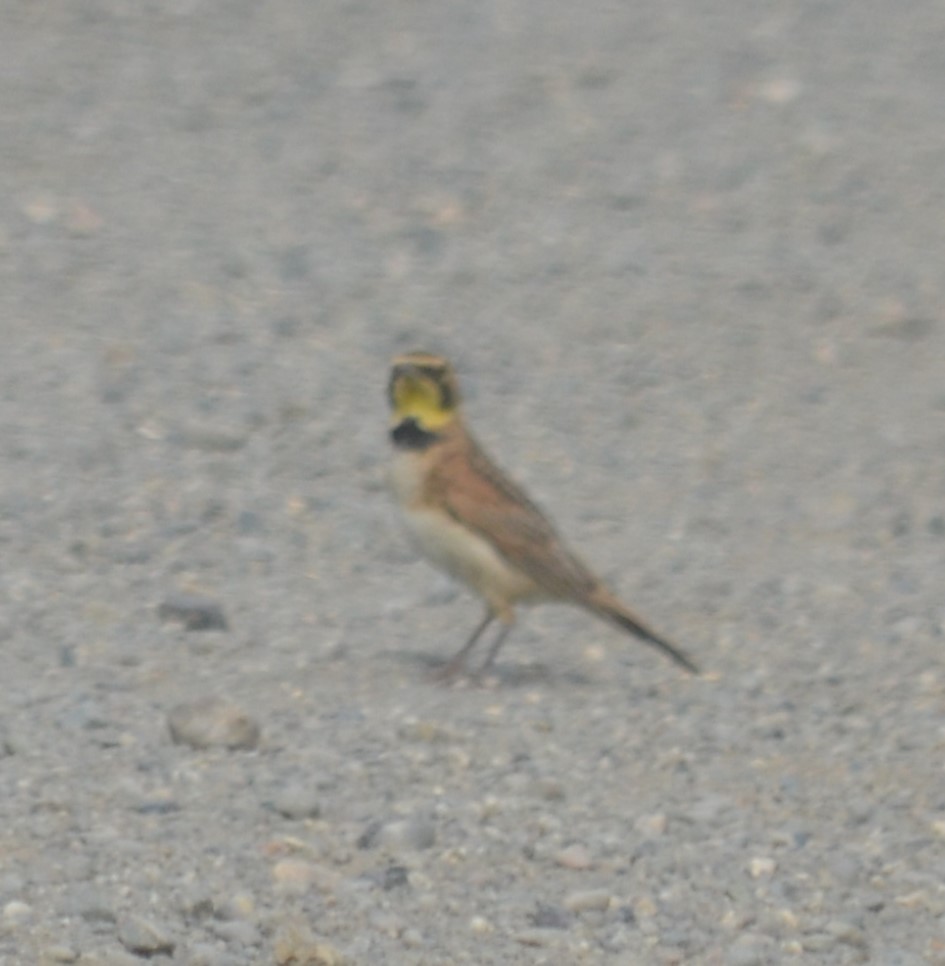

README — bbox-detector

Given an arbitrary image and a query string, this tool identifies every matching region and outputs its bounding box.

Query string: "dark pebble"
[159,593,229,632]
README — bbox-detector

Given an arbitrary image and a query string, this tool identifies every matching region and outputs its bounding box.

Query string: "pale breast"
[389,449,427,506]
[401,505,541,607]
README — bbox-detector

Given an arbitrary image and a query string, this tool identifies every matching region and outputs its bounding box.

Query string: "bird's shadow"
[385,648,594,689]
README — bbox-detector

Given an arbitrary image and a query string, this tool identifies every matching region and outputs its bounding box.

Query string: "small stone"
[366,816,436,851]
[749,856,776,878]
[536,778,565,801]
[40,946,78,964]
[758,76,802,105]
[117,914,175,956]
[634,812,668,837]
[159,593,229,631]
[168,697,260,750]
[209,920,261,947]
[22,192,59,224]
[801,933,836,953]
[514,928,560,947]
[380,865,410,890]
[564,889,612,914]
[272,859,318,894]
[273,920,351,965]
[273,784,322,820]
[825,919,867,948]
[528,903,571,929]
[175,889,215,920]
[894,890,928,909]
[634,896,658,919]
[469,916,494,935]
[554,844,594,870]
[216,893,255,920]
[67,888,116,924]
[2,900,31,924]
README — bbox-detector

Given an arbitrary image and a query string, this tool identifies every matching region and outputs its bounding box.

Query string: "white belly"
[403,505,539,607]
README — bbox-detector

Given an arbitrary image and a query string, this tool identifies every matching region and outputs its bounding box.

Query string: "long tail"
[588,590,699,674]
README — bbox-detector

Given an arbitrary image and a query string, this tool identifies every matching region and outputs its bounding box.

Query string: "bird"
[387,350,698,681]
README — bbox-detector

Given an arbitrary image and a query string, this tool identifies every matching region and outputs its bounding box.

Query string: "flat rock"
[167,697,260,750]
[117,914,175,956]
[159,593,229,632]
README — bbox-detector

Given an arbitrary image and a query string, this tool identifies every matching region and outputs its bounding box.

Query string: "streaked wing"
[433,434,599,600]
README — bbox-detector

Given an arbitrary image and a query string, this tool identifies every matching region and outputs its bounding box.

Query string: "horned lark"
[387,351,698,680]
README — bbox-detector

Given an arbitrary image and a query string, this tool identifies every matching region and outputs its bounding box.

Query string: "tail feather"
[589,592,699,674]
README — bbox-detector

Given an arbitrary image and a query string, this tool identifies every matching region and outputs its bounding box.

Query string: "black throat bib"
[391,417,440,451]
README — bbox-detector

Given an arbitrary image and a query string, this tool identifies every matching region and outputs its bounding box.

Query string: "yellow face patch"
[390,371,456,430]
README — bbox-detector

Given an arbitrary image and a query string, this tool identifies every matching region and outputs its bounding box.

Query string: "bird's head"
[388,352,460,443]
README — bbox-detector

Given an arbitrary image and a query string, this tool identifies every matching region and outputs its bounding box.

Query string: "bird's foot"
[427,657,468,686]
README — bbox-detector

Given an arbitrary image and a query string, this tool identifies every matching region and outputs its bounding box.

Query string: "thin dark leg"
[433,610,494,682]
[478,622,514,675]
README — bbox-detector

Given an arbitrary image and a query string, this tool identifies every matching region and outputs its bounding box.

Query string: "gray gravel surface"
[3,2,945,964]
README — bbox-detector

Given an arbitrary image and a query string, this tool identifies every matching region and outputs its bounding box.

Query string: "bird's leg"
[433,609,495,682]
[477,620,514,676]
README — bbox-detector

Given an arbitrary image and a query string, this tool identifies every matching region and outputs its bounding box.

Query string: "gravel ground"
[2,2,945,964]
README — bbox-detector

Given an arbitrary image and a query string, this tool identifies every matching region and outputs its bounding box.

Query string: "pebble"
[748,856,776,878]
[554,843,594,870]
[634,896,659,920]
[21,191,59,224]
[800,932,837,952]
[272,858,319,894]
[117,914,176,956]
[175,888,216,920]
[536,778,565,800]
[564,889,612,914]
[215,892,256,920]
[167,697,261,750]
[66,888,117,924]
[529,902,571,929]
[273,921,350,965]
[209,919,261,947]
[273,783,323,820]
[2,900,32,924]
[514,927,562,947]
[159,593,229,631]
[369,864,409,891]
[40,947,78,964]
[825,918,867,947]
[362,815,436,851]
